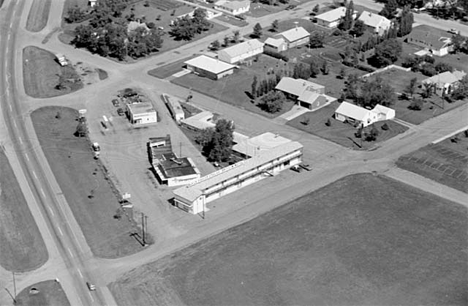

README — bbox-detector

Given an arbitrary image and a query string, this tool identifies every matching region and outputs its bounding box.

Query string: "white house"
[314,7,357,28]
[264,37,288,52]
[127,102,157,125]
[335,102,396,127]
[173,141,303,214]
[358,11,392,36]
[89,0,97,7]
[217,39,264,64]
[407,25,452,57]
[214,0,250,15]
[276,26,310,49]
[184,55,236,80]
[422,70,467,96]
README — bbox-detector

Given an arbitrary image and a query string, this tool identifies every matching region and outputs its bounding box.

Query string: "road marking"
[13,121,16,127]
[57,203,83,250]
[32,170,38,179]
[25,154,30,161]
[68,248,74,258]
[7,32,11,40]
[9,104,12,111]
[77,268,83,278]
[18,136,22,144]
[48,205,54,216]
[40,187,46,197]
[88,292,95,302]
[57,226,63,236]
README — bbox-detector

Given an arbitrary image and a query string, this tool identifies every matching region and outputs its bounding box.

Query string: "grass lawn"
[397,131,468,193]
[392,96,467,125]
[110,173,468,306]
[366,68,425,93]
[31,106,152,258]
[172,55,295,118]
[0,149,48,272]
[147,55,197,79]
[288,101,408,149]
[15,280,70,306]
[25,0,51,32]
[23,46,83,98]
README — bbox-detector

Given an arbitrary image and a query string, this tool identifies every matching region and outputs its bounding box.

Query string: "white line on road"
[68,248,74,258]
[9,104,12,111]
[57,226,63,236]
[77,268,83,278]
[13,121,16,127]
[40,187,46,197]
[25,154,30,161]
[88,291,95,302]
[33,170,38,179]
[7,32,10,40]
[18,136,22,144]
[48,205,54,216]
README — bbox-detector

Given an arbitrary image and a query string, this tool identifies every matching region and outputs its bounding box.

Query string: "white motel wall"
[173,141,303,214]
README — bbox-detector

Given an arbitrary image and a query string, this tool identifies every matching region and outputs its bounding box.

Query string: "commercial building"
[214,0,250,15]
[148,136,201,186]
[184,55,236,80]
[173,141,303,214]
[127,102,157,125]
[275,77,335,111]
[232,132,292,158]
[358,11,392,35]
[217,39,264,64]
[314,7,357,28]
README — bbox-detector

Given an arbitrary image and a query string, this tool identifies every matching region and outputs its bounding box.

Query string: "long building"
[173,141,303,214]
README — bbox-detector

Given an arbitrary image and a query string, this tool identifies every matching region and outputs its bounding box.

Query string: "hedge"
[263,49,289,62]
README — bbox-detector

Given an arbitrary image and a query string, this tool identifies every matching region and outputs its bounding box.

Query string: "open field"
[172,55,295,118]
[25,0,51,32]
[397,131,468,193]
[392,96,467,125]
[0,149,48,272]
[214,14,248,27]
[31,106,151,258]
[15,280,70,306]
[110,173,468,306]
[288,102,408,150]
[23,46,83,98]
[366,67,426,93]
[148,55,197,79]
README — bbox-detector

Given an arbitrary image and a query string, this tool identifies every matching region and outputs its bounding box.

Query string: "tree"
[309,61,320,78]
[260,91,285,113]
[358,76,396,107]
[421,63,437,76]
[344,73,360,100]
[321,61,330,75]
[350,19,365,37]
[398,5,414,36]
[224,36,230,47]
[313,4,320,14]
[75,122,87,137]
[251,76,258,98]
[271,20,279,32]
[403,77,418,99]
[422,82,435,98]
[253,23,263,38]
[365,125,379,141]
[211,39,221,50]
[66,6,86,23]
[372,38,402,67]
[339,0,354,30]
[451,33,467,53]
[451,75,468,100]
[379,0,398,18]
[309,31,325,48]
[339,66,347,79]
[198,119,234,162]
[232,30,240,43]
[435,62,453,73]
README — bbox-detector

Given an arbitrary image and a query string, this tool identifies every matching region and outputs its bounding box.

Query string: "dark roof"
[149,135,172,161]
[158,158,197,178]
[407,26,451,50]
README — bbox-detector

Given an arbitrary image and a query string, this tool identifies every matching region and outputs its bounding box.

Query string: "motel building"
[173,141,303,214]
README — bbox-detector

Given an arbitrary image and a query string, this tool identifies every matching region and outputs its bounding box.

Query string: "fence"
[360,64,411,78]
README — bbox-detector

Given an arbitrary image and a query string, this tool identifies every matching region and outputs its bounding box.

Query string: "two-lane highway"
[0,1,113,305]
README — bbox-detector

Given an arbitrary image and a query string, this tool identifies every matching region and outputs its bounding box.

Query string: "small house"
[217,39,264,64]
[55,54,68,66]
[358,11,392,36]
[422,70,467,96]
[276,26,310,49]
[264,37,288,52]
[184,55,236,80]
[275,77,334,111]
[214,0,250,15]
[335,102,378,127]
[314,7,357,28]
[406,25,452,57]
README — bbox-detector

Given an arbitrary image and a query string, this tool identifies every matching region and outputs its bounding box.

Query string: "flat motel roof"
[185,55,236,74]
[173,141,303,202]
[128,102,156,115]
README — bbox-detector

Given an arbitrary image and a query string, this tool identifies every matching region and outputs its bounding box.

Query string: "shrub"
[325,118,331,126]
[356,63,375,72]
[332,29,343,36]
[381,123,389,130]
[408,99,423,110]
[421,63,437,76]
[422,54,435,64]
[263,49,289,62]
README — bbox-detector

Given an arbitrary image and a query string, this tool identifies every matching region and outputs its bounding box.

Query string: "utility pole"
[141,213,145,245]
[4,288,16,304]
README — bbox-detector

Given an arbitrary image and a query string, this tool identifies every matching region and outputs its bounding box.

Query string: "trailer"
[55,53,68,66]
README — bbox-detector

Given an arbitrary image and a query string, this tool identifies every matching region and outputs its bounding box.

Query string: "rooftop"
[277,26,310,43]
[185,55,236,74]
[232,132,292,157]
[214,0,250,10]
[422,71,467,85]
[275,77,325,97]
[358,11,391,29]
[315,7,347,22]
[218,39,264,59]
[264,37,286,47]
[335,101,371,121]
[127,102,156,115]
[173,141,303,202]
[180,111,215,130]
[158,157,198,178]
[407,25,452,49]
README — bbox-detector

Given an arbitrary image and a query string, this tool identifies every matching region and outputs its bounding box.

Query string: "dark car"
[286,4,296,10]
[86,282,96,291]
[117,108,125,116]
[112,99,119,107]
[291,165,302,172]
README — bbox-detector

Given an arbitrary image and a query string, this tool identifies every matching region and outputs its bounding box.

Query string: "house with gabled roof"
[275,77,335,111]
[264,37,288,52]
[314,7,357,28]
[184,55,236,80]
[407,25,452,57]
[214,0,250,15]
[422,70,467,96]
[276,26,310,48]
[358,11,391,36]
[335,102,395,127]
[217,39,264,64]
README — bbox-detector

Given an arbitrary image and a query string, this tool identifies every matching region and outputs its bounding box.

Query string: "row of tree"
[196,119,234,163]
[344,74,397,108]
[169,8,212,41]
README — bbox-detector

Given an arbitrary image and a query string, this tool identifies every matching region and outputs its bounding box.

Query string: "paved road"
[1,0,467,305]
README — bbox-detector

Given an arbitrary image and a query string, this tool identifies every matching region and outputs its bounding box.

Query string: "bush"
[325,118,331,126]
[422,54,435,64]
[332,29,343,36]
[263,49,289,62]
[356,63,375,72]
[381,123,389,130]
[408,99,423,110]
[421,63,437,77]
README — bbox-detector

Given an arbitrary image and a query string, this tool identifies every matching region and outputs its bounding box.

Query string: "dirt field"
[25,0,51,32]
[110,174,468,306]
[397,131,468,193]
[15,280,70,306]
[23,46,83,98]
[0,149,48,272]
[31,106,151,258]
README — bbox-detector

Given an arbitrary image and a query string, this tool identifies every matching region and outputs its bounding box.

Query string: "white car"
[448,28,460,35]
[86,282,96,291]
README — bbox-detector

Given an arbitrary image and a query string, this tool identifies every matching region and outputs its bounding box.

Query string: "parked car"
[112,99,119,107]
[448,28,460,35]
[86,282,96,291]
[300,164,312,171]
[117,108,125,116]
[291,165,302,173]
[286,4,296,10]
